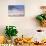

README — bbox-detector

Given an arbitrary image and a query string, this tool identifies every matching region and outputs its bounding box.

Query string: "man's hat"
[40,6,46,9]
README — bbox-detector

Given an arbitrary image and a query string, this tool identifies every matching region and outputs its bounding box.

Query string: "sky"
[8,5,24,11]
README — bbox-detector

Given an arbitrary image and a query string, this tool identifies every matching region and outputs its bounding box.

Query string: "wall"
[0,0,46,40]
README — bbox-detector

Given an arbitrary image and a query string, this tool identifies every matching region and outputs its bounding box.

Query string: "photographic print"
[8,5,24,17]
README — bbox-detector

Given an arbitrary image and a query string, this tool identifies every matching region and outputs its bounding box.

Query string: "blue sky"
[8,5,24,11]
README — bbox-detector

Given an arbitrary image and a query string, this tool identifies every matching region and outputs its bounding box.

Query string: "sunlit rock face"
[0,36,5,44]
